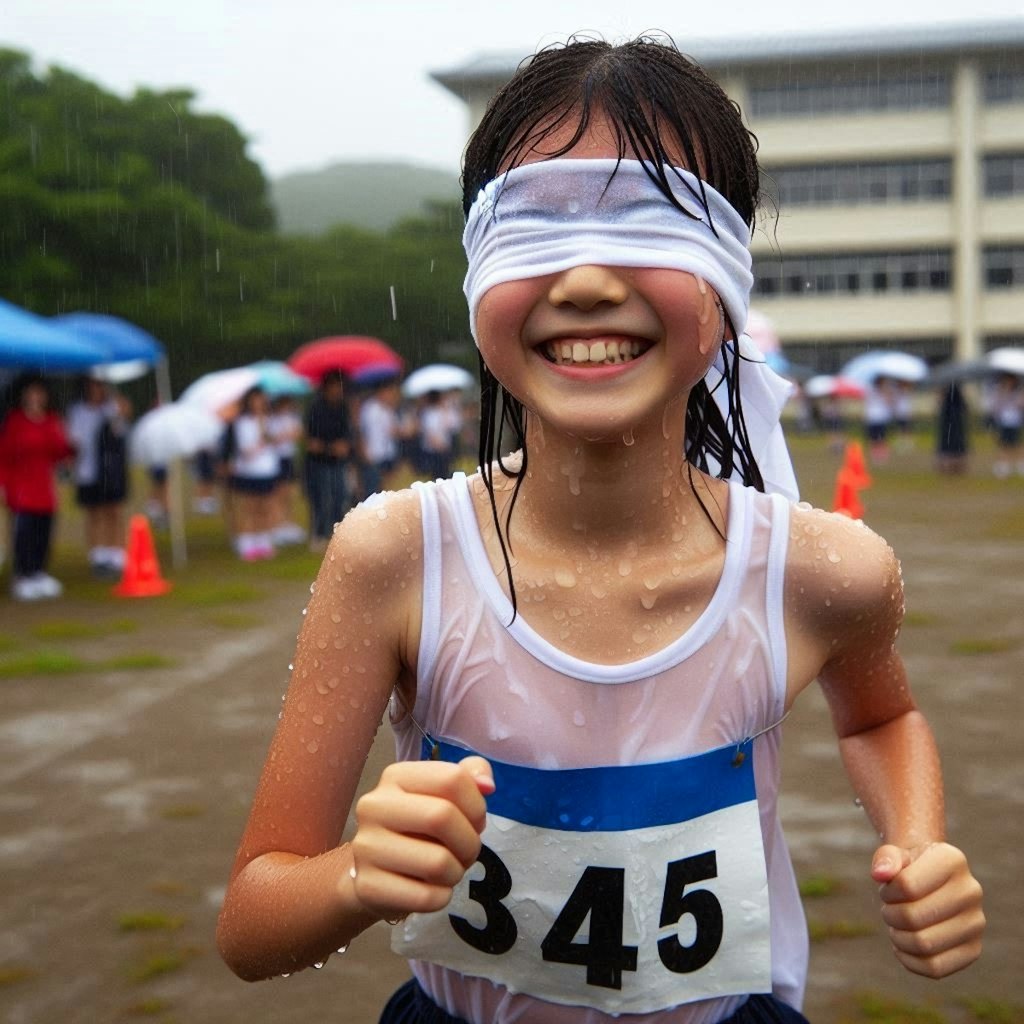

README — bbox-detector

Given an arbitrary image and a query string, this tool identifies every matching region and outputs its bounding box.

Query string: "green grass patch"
[855,993,947,1024]
[102,652,176,671]
[808,918,875,942]
[207,610,264,629]
[0,633,19,653]
[798,873,841,898]
[31,618,138,641]
[902,611,939,628]
[169,580,264,608]
[128,947,198,983]
[262,557,320,582]
[949,637,1018,656]
[0,964,37,986]
[0,648,174,678]
[122,996,173,1016]
[118,911,185,933]
[160,803,205,820]
[962,999,1024,1024]
[0,650,88,677]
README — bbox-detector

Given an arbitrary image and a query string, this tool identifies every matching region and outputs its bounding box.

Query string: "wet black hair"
[463,35,767,616]
[239,385,267,415]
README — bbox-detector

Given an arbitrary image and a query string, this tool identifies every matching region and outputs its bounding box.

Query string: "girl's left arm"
[797,516,984,979]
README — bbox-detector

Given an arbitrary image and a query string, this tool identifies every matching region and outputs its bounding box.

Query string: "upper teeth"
[545,340,643,365]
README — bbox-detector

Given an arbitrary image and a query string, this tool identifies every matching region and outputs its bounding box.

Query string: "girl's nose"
[547,265,629,311]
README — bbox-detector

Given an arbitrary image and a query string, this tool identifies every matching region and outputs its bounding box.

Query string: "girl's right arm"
[216,490,491,982]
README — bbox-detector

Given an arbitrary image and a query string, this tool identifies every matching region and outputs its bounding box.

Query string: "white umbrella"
[839,351,929,386]
[402,363,475,399]
[89,358,154,384]
[130,404,225,467]
[178,366,260,413]
[986,346,1024,376]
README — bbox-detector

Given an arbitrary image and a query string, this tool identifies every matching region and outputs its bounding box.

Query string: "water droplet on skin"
[554,569,577,588]
[306,740,319,754]
[618,560,632,577]
[622,429,635,447]
[590,583,607,599]
[572,710,586,726]
[288,663,294,671]
[330,612,341,623]
[315,680,329,695]
[631,630,648,644]
[641,593,658,610]
[336,945,348,955]
[827,549,841,563]
[313,960,325,969]
[312,713,324,726]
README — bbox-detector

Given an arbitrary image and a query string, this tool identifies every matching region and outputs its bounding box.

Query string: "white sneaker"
[12,576,46,601]
[32,573,63,598]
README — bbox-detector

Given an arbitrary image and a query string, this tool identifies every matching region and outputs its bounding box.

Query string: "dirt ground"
[0,441,1021,1024]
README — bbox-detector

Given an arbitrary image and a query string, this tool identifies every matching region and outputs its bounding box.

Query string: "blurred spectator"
[267,394,305,545]
[417,390,455,480]
[66,376,132,579]
[358,381,401,498]
[304,370,352,552]
[935,382,970,475]
[893,380,916,451]
[228,386,279,561]
[863,376,896,464]
[192,443,221,516]
[991,373,1024,478]
[0,374,74,600]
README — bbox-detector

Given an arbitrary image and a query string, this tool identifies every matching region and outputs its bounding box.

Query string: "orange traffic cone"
[114,514,172,597]
[841,441,872,490]
[832,468,865,519]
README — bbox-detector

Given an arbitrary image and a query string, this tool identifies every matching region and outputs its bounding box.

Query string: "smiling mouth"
[541,338,651,366]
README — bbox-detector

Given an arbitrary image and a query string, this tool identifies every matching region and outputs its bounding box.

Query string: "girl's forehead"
[512,108,690,172]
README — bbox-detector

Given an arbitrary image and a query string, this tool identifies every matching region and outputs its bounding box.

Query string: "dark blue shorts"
[378,979,810,1024]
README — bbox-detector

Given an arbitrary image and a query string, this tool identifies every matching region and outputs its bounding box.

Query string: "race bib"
[391,738,771,1015]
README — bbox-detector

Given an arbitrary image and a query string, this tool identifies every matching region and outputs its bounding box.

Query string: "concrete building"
[432,22,1024,371]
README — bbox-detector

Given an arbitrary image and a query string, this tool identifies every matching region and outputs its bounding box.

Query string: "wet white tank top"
[391,473,808,1023]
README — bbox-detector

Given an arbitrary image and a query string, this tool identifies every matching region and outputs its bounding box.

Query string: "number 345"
[448,846,724,990]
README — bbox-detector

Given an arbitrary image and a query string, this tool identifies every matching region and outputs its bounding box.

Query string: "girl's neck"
[498,405,727,552]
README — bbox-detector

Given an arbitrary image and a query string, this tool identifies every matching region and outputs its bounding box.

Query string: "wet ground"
[1,442,1021,1023]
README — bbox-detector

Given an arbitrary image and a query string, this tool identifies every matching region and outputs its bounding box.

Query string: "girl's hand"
[349,756,495,922]
[871,842,984,978]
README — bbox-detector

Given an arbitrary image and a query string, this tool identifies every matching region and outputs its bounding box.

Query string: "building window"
[762,159,952,207]
[984,154,1024,197]
[984,68,1024,104]
[753,250,952,297]
[983,247,1024,289]
[750,69,950,118]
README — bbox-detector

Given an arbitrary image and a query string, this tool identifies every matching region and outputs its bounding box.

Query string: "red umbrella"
[288,336,404,382]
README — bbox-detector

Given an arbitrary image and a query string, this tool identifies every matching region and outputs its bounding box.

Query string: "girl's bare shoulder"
[327,486,425,578]
[785,502,903,634]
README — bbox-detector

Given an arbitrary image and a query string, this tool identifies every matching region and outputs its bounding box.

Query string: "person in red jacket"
[0,374,74,601]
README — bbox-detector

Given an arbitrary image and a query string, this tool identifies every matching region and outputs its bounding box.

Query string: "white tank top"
[392,473,808,1023]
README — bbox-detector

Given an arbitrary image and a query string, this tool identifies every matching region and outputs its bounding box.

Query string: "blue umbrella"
[53,312,165,365]
[0,298,112,370]
[248,360,313,397]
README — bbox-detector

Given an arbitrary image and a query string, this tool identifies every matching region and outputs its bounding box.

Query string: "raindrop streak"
[389,285,398,320]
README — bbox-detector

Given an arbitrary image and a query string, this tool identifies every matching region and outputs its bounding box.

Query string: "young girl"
[228,386,280,561]
[217,37,983,1023]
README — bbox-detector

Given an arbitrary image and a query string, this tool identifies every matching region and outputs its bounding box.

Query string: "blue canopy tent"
[0,298,112,370]
[53,312,171,404]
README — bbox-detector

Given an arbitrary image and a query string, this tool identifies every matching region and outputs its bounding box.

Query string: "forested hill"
[0,49,469,393]
[272,161,459,234]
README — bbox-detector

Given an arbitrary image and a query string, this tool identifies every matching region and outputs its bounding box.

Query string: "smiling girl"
[217,36,983,1024]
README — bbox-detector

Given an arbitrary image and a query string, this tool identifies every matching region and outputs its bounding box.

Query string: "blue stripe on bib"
[423,737,755,832]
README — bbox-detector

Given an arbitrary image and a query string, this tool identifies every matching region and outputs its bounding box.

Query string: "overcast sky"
[4,0,1022,179]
